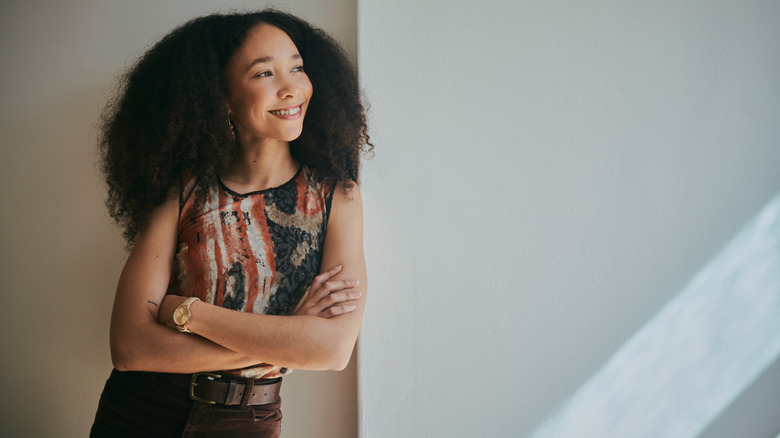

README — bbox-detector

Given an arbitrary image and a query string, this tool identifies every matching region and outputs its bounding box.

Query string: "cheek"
[234,90,271,116]
[301,77,314,100]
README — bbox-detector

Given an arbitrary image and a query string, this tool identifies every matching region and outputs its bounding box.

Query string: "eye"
[292,65,305,73]
[253,70,272,78]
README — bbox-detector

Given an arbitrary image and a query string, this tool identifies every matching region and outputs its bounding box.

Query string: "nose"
[277,76,299,100]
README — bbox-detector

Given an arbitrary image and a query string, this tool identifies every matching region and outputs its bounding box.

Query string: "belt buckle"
[190,372,222,404]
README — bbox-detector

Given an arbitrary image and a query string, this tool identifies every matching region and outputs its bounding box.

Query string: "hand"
[157,294,189,329]
[294,265,361,318]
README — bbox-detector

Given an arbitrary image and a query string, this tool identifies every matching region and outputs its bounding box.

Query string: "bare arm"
[110,197,260,373]
[160,182,367,371]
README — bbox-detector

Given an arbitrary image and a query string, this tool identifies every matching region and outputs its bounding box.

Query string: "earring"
[226,116,236,139]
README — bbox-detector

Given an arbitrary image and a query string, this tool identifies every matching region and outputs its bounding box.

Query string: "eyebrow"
[245,54,302,72]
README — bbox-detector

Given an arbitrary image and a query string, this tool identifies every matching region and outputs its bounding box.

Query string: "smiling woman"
[225,24,313,148]
[90,9,372,438]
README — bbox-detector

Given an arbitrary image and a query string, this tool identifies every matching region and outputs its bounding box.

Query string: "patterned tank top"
[168,165,334,316]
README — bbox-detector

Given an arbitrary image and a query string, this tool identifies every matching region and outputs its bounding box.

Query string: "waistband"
[155,371,282,409]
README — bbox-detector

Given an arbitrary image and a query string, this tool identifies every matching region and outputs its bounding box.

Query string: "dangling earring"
[226,116,237,139]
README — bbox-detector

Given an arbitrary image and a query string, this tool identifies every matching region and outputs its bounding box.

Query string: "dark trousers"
[91,369,282,438]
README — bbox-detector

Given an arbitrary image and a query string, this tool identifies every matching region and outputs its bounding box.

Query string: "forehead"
[233,23,300,61]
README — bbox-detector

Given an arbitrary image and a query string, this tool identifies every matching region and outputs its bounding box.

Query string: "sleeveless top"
[168,165,334,317]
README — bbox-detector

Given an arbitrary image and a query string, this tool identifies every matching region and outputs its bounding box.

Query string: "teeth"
[270,106,301,116]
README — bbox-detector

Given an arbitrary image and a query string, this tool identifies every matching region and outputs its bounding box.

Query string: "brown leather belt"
[188,372,282,408]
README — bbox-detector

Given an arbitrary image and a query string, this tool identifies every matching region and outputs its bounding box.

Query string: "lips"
[269,104,303,118]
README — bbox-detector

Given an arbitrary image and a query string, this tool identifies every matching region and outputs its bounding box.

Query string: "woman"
[91,9,370,437]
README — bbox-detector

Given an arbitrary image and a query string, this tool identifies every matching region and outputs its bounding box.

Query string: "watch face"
[174,307,190,325]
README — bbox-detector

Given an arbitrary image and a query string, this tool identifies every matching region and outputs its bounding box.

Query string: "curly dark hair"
[99,9,371,245]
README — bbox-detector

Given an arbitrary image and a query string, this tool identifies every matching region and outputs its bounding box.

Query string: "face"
[224,24,313,144]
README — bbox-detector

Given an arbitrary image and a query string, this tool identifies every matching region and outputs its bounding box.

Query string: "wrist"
[173,296,201,333]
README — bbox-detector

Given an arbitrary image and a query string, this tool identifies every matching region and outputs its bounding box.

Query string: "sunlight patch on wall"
[530,194,780,438]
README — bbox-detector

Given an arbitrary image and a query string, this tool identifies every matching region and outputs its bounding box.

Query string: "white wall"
[357,0,780,436]
[0,1,357,436]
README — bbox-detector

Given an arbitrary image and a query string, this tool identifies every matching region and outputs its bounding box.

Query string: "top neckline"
[217,164,303,198]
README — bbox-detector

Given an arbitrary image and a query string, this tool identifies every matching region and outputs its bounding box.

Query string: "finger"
[322,280,360,294]
[305,290,356,315]
[310,265,343,291]
[323,290,361,307]
[306,290,361,316]
[314,279,360,301]
[311,272,350,301]
[307,291,359,314]
[321,304,358,318]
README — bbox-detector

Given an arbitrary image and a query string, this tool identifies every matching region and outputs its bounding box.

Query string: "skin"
[109,24,367,375]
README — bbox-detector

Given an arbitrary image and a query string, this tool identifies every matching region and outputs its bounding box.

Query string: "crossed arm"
[109,183,366,373]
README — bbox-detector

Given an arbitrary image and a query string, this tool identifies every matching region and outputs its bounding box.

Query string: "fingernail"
[345,305,357,311]
[280,367,288,374]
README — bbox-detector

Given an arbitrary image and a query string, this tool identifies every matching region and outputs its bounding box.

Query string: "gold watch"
[173,297,200,333]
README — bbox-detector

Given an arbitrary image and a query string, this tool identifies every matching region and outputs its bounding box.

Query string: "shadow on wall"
[529,194,780,438]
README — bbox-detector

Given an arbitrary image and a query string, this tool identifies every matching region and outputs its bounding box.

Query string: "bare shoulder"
[132,196,179,252]
[331,180,363,210]
[119,196,179,300]
[327,181,363,237]
[322,180,364,267]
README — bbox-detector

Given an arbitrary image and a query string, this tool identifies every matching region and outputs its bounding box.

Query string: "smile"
[269,105,302,117]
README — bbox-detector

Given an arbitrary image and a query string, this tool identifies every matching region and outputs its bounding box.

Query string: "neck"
[223,137,298,192]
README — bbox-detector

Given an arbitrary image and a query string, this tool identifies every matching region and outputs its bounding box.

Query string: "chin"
[280,129,304,142]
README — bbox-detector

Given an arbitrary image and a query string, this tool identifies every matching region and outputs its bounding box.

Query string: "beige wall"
[0,1,356,436]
